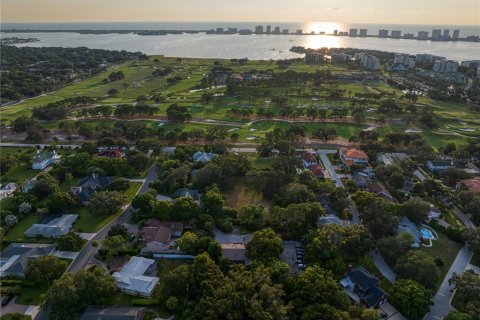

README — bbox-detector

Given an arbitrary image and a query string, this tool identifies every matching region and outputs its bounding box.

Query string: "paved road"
[453,207,476,228]
[318,152,344,188]
[0,142,79,148]
[371,251,397,283]
[67,162,158,272]
[347,204,360,224]
[424,246,473,320]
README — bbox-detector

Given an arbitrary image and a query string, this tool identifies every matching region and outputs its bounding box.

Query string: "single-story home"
[456,177,480,193]
[0,183,17,200]
[24,214,78,238]
[173,188,201,202]
[32,150,61,170]
[221,243,250,265]
[192,151,215,163]
[352,172,370,189]
[71,173,113,204]
[97,148,125,158]
[140,219,183,254]
[310,164,325,179]
[79,306,146,320]
[368,182,395,202]
[340,266,387,308]
[427,160,453,172]
[112,256,159,297]
[22,179,37,193]
[0,243,56,278]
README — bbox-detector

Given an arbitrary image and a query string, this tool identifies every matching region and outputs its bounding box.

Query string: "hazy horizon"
[2,0,479,25]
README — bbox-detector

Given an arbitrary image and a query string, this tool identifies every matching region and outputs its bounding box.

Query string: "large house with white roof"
[32,150,61,170]
[24,214,78,238]
[112,256,159,297]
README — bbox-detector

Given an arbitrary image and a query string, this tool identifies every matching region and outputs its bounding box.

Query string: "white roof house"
[0,183,17,200]
[112,256,159,297]
[24,214,78,238]
[192,151,215,163]
[32,150,61,170]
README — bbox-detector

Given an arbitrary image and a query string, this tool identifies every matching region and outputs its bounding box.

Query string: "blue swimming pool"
[420,228,434,240]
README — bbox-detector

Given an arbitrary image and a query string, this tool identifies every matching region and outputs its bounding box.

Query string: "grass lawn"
[3,214,42,243]
[15,284,48,305]
[250,157,275,170]
[420,232,462,290]
[0,164,37,183]
[73,182,141,233]
[224,179,268,210]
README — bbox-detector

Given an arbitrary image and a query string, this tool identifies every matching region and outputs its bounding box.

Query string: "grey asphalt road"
[318,152,344,188]
[424,245,473,320]
[453,207,476,228]
[67,162,158,272]
[0,142,79,148]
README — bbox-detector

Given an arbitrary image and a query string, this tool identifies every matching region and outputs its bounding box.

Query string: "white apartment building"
[433,60,459,73]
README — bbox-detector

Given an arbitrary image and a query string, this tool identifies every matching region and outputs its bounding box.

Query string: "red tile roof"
[458,178,480,193]
[302,152,318,163]
[310,164,325,177]
[343,149,369,160]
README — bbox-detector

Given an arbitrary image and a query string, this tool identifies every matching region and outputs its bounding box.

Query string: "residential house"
[317,215,344,226]
[427,160,453,172]
[71,174,113,204]
[456,177,480,193]
[32,150,61,170]
[301,151,318,168]
[22,179,37,193]
[97,148,125,158]
[112,256,159,297]
[173,188,201,202]
[0,243,56,278]
[310,164,325,179]
[155,194,173,202]
[192,151,215,163]
[352,172,370,189]
[24,214,78,238]
[340,149,369,168]
[221,243,250,265]
[140,219,183,254]
[368,182,395,202]
[79,306,146,320]
[340,266,387,308]
[0,183,17,200]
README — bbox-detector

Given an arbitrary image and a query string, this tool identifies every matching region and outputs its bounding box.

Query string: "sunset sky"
[2,0,479,25]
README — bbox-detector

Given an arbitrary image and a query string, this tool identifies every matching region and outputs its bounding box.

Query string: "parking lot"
[280,241,305,274]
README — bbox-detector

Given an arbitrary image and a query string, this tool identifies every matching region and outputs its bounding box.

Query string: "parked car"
[380,311,388,318]
[1,295,13,306]
[297,264,306,270]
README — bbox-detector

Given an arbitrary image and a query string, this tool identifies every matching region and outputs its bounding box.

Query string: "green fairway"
[0,56,478,147]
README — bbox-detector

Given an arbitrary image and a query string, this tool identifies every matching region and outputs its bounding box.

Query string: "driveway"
[280,240,303,274]
[318,152,344,188]
[0,297,29,317]
[381,302,407,320]
[424,246,473,320]
[371,251,396,283]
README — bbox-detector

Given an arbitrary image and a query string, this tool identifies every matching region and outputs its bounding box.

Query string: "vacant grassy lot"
[225,179,268,210]
[0,164,37,183]
[420,232,462,290]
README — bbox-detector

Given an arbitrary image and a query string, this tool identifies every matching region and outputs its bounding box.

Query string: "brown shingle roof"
[141,226,171,243]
